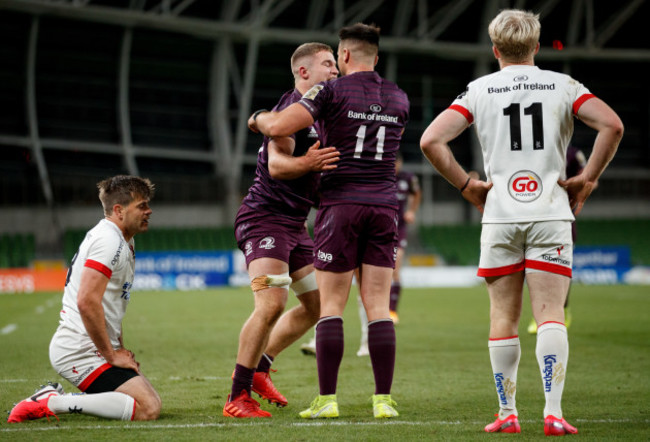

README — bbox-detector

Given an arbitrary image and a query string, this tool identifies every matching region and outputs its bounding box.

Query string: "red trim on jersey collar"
[526,259,572,277]
[85,259,112,278]
[449,104,474,124]
[573,93,596,115]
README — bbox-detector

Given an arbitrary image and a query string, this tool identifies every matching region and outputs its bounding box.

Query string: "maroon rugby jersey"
[299,71,410,208]
[241,89,322,222]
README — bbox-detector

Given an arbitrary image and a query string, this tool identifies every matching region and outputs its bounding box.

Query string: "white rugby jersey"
[451,65,594,223]
[58,219,135,348]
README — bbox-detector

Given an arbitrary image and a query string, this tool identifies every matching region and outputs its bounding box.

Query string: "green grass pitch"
[1,284,649,440]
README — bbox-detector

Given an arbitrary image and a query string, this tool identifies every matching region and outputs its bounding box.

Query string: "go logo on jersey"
[508,170,543,202]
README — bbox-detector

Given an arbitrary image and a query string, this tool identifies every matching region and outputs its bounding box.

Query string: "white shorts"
[49,325,113,392]
[477,221,572,278]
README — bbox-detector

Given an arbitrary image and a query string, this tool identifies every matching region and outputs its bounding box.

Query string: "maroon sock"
[389,282,401,312]
[256,353,273,374]
[368,319,396,394]
[315,316,344,395]
[231,363,254,400]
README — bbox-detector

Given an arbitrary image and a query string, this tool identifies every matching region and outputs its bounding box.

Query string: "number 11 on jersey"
[354,125,386,160]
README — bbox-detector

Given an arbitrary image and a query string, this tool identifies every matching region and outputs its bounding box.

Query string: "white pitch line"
[1,418,648,433]
[1,323,17,335]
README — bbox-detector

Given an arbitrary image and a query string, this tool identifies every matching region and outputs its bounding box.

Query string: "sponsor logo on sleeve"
[508,170,542,202]
[303,84,323,100]
[111,241,124,265]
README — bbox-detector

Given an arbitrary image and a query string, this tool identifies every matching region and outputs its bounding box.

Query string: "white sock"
[488,336,521,418]
[356,294,368,345]
[48,392,135,421]
[536,322,569,418]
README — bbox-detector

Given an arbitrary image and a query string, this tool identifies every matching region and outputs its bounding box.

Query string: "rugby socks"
[256,353,273,374]
[389,282,401,312]
[536,322,569,418]
[368,319,396,394]
[315,316,344,395]
[488,336,521,418]
[231,363,255,400]
[48,392,135,420]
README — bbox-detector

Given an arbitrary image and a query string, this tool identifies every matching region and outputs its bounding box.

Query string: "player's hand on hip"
[304,140,340,171]
[558,175,596,216]
[462,179,492,214]
[108,347,141,374]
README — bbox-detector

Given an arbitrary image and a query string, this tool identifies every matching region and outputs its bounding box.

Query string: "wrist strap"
[252,109,268,121]
[460,177,471,192]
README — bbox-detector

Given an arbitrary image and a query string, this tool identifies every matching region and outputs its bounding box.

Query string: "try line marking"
[2,418,648,433]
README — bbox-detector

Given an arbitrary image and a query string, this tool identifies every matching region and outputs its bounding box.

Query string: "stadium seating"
[63,227,237,264]
[12,219,650,268]
[0,233,36,268]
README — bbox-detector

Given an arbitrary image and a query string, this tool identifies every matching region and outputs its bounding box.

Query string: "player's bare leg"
[484,272,524,432]
[255,265,320,407]
[116,375,161,420]
[226,257,288,418]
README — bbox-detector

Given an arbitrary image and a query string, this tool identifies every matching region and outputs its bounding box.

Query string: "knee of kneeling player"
[134,397,162,421]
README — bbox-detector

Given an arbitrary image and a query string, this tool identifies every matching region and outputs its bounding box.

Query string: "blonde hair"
[488,9,540,62]
[97,175,155,216]
[290,42,333,77]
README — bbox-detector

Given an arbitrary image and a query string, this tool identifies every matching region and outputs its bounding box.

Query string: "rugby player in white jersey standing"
[8,175,161,423]
[420,9,623,436]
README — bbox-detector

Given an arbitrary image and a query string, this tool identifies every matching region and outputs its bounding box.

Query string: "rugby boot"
[222,390,271,418]
[484,413,521,433]
[299,394,339,419]
[7,382,63,423]
[372,394,399,418]
[544,415,578,436]
[252,370,288,407]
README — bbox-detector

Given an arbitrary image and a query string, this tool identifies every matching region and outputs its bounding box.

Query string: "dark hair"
[97,175,155,216]
[338,23,380,47]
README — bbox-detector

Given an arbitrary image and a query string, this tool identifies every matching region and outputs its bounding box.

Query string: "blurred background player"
[420,9,622,436]
[527,145,589,334]
[250,22,410,419]
[356,153,420,356]
[224,42,339,418]
[8,175,160,423]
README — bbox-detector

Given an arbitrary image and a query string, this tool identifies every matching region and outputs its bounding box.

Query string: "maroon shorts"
[235,206,313,272]
[313,204,398,272]
[397,222,408,249]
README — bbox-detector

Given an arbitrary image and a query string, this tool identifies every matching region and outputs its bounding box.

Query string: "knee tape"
[250,273,291,292]
[290,272,318,296]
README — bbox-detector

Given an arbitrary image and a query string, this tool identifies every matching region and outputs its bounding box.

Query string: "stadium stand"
[0,233,36,268]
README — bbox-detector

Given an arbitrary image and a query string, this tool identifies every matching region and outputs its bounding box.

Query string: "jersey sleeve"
[449,86,474,124]
[298,81,331,120]
[571,81,595,115]
[84,232,123,279]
